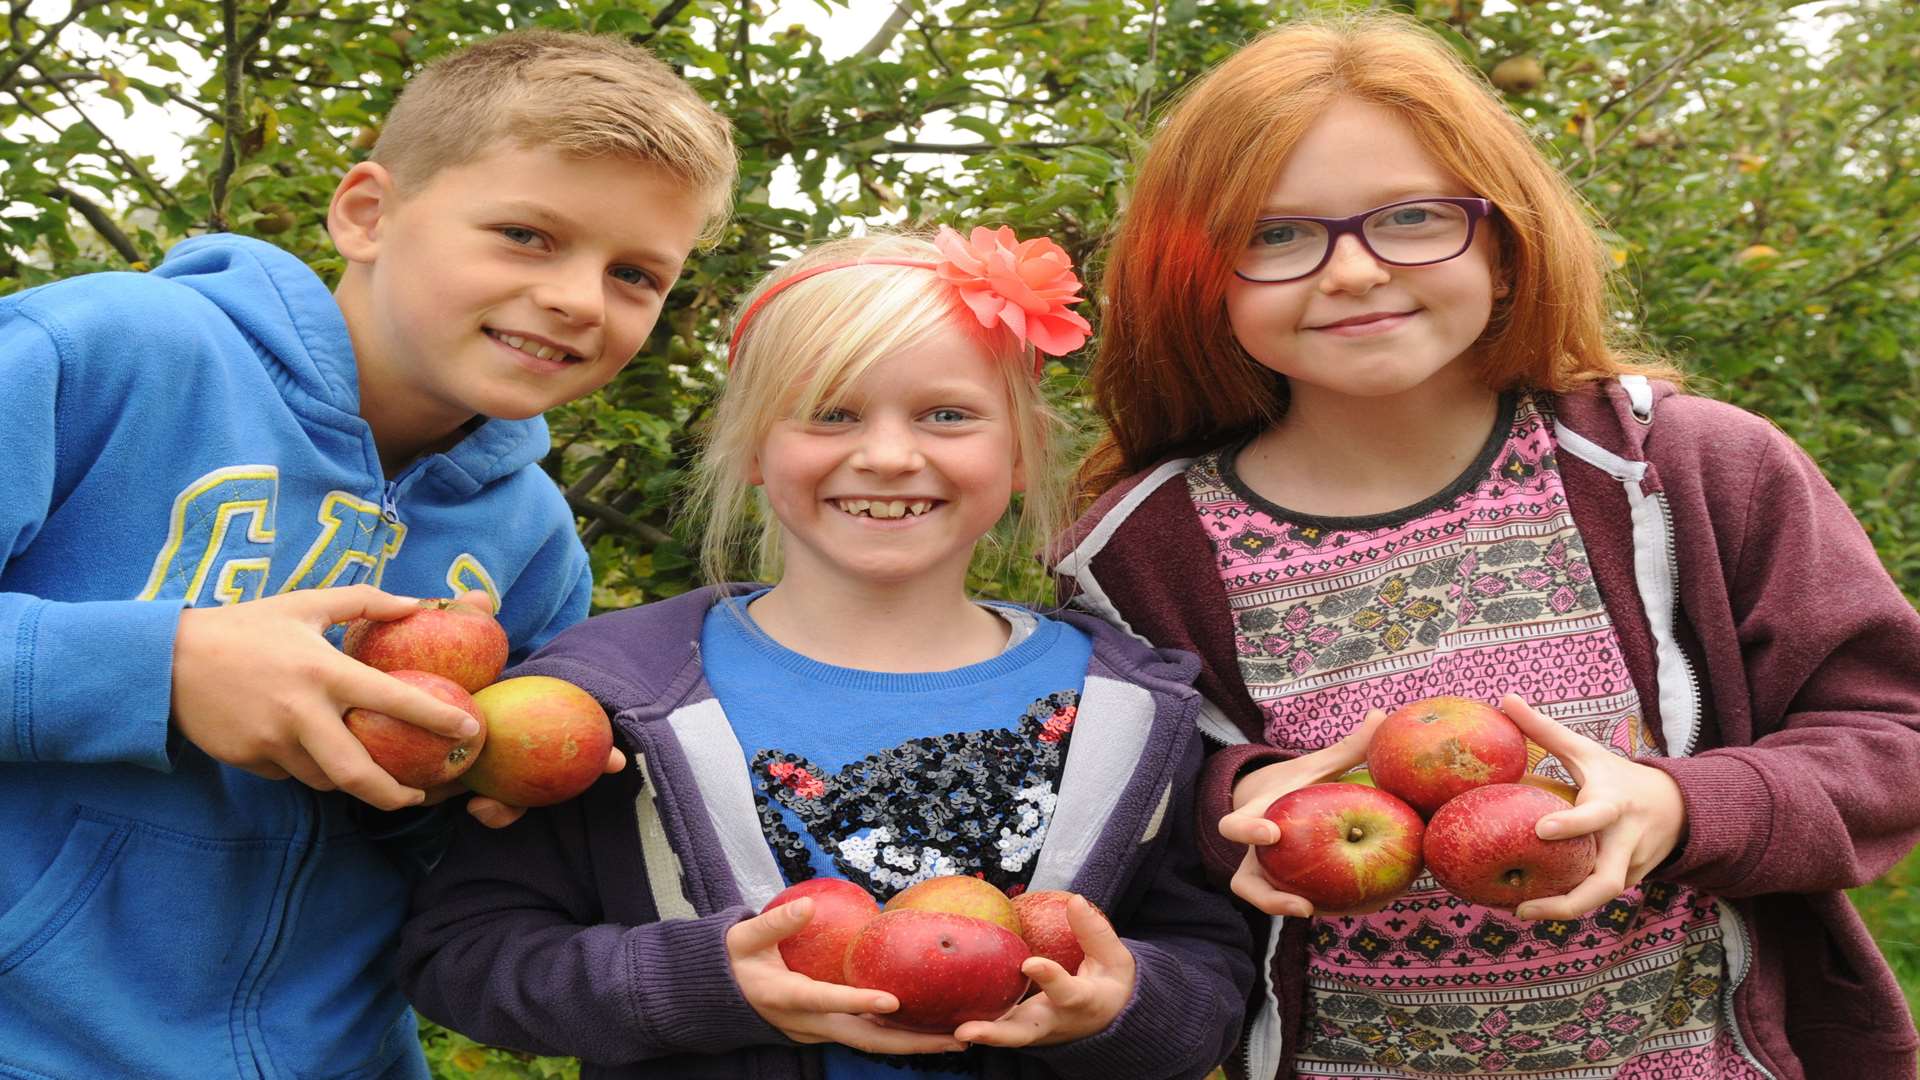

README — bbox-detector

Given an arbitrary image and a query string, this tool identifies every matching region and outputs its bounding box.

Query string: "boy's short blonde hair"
[372,29,736,244]
[690,233,1069,592]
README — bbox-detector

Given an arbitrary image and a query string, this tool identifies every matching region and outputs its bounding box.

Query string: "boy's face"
[338,142,708,432]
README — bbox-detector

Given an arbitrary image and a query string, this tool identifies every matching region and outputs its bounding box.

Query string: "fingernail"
[457,719,481,736]
[1538,823,1561,838]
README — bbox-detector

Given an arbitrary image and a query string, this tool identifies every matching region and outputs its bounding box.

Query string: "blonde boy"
[0,30,733,1079]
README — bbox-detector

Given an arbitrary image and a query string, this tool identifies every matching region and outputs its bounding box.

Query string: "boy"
[0,29,735,1079]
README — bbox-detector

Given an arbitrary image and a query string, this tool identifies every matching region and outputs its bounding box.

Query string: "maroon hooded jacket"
[1052,377,1920,1080]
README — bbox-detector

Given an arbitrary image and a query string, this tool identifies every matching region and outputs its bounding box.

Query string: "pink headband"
[726,225,1092,376]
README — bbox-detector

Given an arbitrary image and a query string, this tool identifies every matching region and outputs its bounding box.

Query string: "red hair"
[1080,13,1677,498]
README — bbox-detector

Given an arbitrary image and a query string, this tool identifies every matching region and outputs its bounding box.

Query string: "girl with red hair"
[1056,14,1920,1080]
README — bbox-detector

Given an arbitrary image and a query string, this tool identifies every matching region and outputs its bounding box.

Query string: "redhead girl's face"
[1224,98,1500,402]
[748,331,1024,595]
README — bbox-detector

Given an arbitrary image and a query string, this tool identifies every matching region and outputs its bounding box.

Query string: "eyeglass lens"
[1238,200,1475,282]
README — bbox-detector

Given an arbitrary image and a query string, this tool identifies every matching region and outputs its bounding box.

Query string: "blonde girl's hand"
[952,896,1136,1047]
[726,898,969,1055]
[1217,710,1386,917]
[1498,693,1687,921]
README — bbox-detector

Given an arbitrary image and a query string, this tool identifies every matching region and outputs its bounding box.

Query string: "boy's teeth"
[534,344,556,359]
[493,331,575,362]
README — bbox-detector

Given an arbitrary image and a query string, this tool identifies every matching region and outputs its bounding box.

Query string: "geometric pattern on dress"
[1190,395,1756,1080]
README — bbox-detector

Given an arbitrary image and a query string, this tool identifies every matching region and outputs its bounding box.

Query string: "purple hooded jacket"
[397,586,1254,1079]
[1051,377,1920,1080]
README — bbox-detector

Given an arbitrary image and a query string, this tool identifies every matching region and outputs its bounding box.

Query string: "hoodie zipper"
[1651,490,1705,757]
[381,480,401,525]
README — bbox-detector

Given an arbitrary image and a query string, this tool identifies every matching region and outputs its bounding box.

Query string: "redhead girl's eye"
[1388,207,1431,226]
[1255,223,1303,247]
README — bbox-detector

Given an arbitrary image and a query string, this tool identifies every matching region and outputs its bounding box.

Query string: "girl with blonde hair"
[402,228,1252,1079]
[1057,14,1920,1080]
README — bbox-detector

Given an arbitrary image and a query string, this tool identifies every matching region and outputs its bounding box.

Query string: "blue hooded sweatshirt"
[0,234,591,1079]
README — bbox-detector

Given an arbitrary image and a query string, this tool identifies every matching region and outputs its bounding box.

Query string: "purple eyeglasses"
[1234,197,1496,283]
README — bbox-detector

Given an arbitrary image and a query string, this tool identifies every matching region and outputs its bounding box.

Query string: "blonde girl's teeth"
[534,345,556,359]
[911,501,930,515]
[503,334,525,348]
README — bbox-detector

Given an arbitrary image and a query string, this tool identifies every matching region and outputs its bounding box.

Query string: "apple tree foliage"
[2,0,1915,1069]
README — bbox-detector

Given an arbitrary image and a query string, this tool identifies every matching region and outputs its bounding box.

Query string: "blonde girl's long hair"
[1079,12,1679,498]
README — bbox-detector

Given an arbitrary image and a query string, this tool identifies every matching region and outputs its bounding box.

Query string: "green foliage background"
[4,0,1916,1073]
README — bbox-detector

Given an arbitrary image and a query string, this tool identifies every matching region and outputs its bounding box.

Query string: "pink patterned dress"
[1189,394,1767,1079]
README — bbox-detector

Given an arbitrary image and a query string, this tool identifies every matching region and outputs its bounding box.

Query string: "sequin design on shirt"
[750,691,1079,898]
[1189,395,1765,1080]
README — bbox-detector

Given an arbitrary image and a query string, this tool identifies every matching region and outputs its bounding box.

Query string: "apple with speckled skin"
[344,669,487,789]
[343,596,508,693]
[1424,782,1597,910]
[761,878,880,984]
[1256,783,1426,911]
[1367,696,1528,817]
[844,910,1031,1032]
[1010,890,1090,975]
[462,676,613,807]
[885,875,1021,935]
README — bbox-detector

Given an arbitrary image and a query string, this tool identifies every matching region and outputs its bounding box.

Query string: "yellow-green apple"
[1010,890,1090,976]
[1339,768,1377,787]
[1256,783,1425,911]
[1518,773,1580,804]
[343,596,508,693]
[343,669,487,789]
[1366,696,1528,816]
[463,676,613,807]
[884,875,1021,935]
[761,878,879,984]
[1423,782,1597,910]
[843,910,1031,1032]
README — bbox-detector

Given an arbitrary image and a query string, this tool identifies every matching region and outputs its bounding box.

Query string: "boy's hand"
[727,899,969,1055]
[1219,710,1385,917]
[170,585,484,811]
[439,747,628,827]
[952,895,1135,1047]
[1498,694,1687,921]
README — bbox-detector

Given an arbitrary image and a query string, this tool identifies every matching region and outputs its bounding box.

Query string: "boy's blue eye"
[610,266,656,288]
[500,226,540,245]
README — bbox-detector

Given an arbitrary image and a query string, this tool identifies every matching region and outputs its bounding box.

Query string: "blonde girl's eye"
[928,407,971,424]
[811,406,855,424]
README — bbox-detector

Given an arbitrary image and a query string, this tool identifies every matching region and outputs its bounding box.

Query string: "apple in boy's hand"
[761,878,880,985]
[1366,696,1528,817]
[343,595,509,693]
[343,669,488,789]
[1010,890,1091,976]
[1423,782,1597,911]
[843,910,1031,1032]
[885,875,1022,935]
[1255,782,1426,911]
[462,676,613,807]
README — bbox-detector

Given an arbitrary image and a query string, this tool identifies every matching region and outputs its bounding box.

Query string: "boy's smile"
[331,143,709,468]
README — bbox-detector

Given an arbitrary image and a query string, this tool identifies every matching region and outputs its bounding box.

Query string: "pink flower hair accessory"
[726,224,1091,374]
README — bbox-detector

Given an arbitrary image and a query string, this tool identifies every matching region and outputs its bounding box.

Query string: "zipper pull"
[381,482,400,525]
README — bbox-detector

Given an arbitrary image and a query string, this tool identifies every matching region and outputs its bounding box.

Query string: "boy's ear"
[327,161,399,264]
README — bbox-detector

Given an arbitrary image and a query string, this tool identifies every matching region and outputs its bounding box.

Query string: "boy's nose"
[532,263,606,327]
[1317,234,1391,294]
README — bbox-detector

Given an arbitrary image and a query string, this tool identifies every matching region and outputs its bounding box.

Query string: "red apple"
[885,875,1020,935]
[462,676,613,807]
[1011,890,1089,975]
[343,597,509,693]
[1423,782,1598,910]
[1366,696,1528,817]
[343,669,487,789]
[844,910,1031,1032]
[762,878,880,984]
[1256,783,1426,911]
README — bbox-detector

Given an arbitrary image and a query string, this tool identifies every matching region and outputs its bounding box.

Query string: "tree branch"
[859,1,917,59]
[0,0,108,93]
[566,493,673,545]
[45,74,186,211]
[49,183,143,264]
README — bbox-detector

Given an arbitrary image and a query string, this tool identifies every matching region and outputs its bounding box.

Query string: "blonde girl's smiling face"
[1224,98,1501,402]
[748,331,1024,594]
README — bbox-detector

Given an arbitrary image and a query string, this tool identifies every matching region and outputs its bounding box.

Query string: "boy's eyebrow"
[489,199,684,268]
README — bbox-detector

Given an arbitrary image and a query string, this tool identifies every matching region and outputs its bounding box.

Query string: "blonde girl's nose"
[851,419,926,474]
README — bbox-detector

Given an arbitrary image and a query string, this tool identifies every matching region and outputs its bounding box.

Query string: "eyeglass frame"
[1232,196,1497,284]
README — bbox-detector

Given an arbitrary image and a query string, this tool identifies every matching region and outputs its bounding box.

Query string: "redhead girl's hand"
[952,896,1135,1047]
[1217,710,1387,918]
[1497,693,1687,921]
[726,899,969,1055]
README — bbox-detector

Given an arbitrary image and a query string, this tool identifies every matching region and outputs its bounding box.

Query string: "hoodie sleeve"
[1646,419,1920,895]
[1025,718,1255,1079]
[397,774,790,1063]
[0,307,180,770]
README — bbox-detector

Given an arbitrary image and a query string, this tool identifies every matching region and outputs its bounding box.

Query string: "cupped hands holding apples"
[1220,693,1687,920]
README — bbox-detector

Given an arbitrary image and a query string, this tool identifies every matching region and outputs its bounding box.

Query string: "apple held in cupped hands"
[463,676,613,807]
[1366,695,1528,817]
[343,669,487,789]
[343,595,508,693]
[843,909,1031,1032]
[885,874,1021,934]
[760,878,880,985]
[1423,782,1598,910]
[1256,783,1426,912]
